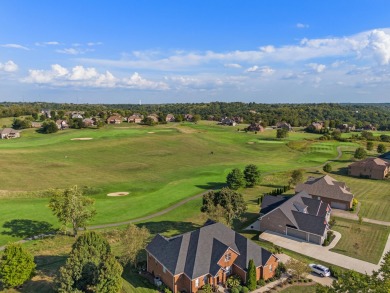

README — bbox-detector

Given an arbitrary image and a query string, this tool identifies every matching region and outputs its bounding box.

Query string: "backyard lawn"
[330,217,389,264]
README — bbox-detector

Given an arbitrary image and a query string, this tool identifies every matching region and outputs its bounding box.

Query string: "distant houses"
[165,114,175,122]
[56,120,69,130]
[219,117,236,126]
[246,123,264,132]
[106,114,122,124]
[0,128,20,139]
[348,157,390,180]
[276,122,293,131]
[127,113,143,123]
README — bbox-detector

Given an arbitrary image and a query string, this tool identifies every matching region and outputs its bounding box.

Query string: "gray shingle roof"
[260,195,289,215]
[146,222,274,279]
[295,175,354,203]
[260,191,329,236]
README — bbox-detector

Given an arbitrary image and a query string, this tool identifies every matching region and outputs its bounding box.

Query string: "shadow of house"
[136,221,201,236]
[2,219,56,238]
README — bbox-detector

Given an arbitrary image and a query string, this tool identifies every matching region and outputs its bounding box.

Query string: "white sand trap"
[71,138,93,141]
[147,132,155,134]
[107,192,129,197]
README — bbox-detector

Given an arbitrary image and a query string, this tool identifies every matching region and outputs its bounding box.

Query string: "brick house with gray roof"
[295,175,354,210]
[348,157,390,180]
[146,222,278,293]
[246,191,331,245]
[0,128,20,139]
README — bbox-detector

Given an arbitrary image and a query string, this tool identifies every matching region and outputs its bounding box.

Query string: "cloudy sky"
[1,0,390,104]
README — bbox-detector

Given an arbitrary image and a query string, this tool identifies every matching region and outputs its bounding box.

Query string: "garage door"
[331,201,347,210]
[286,227,307,241]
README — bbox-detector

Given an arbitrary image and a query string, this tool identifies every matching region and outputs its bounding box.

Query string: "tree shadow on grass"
[195,182,226,190]
[2,219,57,238]
[331,167,349,175]
[136,221,201,236]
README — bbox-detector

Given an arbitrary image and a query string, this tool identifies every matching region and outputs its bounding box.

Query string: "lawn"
[330,217,389,264]
[0,122,345,245]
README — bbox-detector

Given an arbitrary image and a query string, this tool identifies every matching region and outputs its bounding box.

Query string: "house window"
[269,264,273,272]
[163,266,166,273]
[195,278,199,288]
[225,253,231,262]
[226,266,232,276]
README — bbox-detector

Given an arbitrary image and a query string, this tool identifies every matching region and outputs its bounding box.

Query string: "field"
[0,122,353,245]
[330,217,389,264]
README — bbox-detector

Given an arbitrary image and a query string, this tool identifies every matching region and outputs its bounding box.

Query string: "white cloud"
[23,64,167,90]
[246,65,275,75]
[0,43,29,50]
[367,29,390,65]
[307,63,326,73]
[260,45,275,53]
[0,60,18,72]
[35,41,60,46]
[87,42,103,46]
[56,48,93,55]
[224,63,242,68]
[296,23,309,29]
[123,72,169,90]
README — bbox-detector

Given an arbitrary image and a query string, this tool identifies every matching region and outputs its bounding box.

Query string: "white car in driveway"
[309,264,331,277]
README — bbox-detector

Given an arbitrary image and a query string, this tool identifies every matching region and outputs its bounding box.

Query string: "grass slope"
[0,123,344,245]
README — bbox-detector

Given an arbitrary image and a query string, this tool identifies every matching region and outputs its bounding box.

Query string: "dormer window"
[225,253,231,262]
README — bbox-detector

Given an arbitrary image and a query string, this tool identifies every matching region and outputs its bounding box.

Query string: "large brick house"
[348,157,390,180]
[146,222,278,293]
[246,191,331,245]
[295,175,354,210]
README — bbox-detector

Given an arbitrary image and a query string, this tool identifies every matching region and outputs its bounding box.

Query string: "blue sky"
[1,0,390,104]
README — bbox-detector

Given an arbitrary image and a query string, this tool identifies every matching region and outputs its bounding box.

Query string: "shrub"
[257,279,266,286]
[275,262,286,278]
[354,147,367,159]
[241,286,249,293]
[231,288,240,293]
[329,266,341,278]
[226,275,242,288]
[323,163,332,173]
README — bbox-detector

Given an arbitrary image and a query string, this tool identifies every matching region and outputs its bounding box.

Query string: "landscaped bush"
[275,262,286,278]
[329,266,342,278]
[231,288,239,293]
[241,286,249,293]
[226,275,242,288]
[257,279,266,286]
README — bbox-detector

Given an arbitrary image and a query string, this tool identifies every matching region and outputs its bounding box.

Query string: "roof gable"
[146,222,274,279]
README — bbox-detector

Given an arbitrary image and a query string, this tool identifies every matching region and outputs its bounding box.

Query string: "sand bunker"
[107,192,129,197]
[71,138,93,141]
[147,132,155,134]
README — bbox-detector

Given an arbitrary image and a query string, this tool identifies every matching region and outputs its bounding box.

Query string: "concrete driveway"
[260,231,379,275]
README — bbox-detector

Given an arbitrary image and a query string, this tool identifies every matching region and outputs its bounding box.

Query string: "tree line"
[2,102,390,129]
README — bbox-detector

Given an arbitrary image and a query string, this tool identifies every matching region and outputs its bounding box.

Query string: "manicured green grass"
[330,217,389,264]
[328,173,390,222]
[0,122,346,245]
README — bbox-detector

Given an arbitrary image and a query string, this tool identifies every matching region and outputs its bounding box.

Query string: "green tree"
[366,141,374,151]
[0,243,36,289]
[354,147,367,159]
[226,168,245,190]
[323,163,332,173]
[120,224,150,267]
[289,169,303,187]
[57,232,122,293]
[201,188,247,226]
[246,259,256,291]
[244,164,261,187]
[49,185,96,236]
[40,120,58,134]
[276,128,288,139]
[377,143,386,154]
[12,118,32,129]
[193,114,201,123]
[142,117,157,126]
